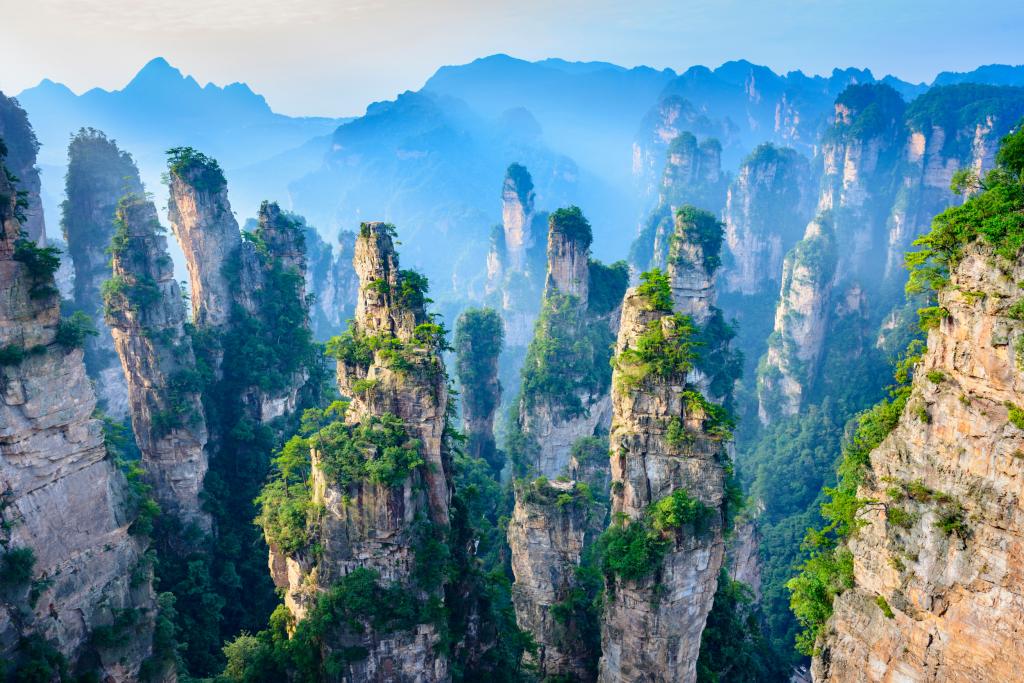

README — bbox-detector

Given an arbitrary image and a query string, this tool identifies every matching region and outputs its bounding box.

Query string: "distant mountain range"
[11,55,1024,301]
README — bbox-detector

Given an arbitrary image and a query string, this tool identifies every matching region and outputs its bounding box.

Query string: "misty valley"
[1,52,1024,683]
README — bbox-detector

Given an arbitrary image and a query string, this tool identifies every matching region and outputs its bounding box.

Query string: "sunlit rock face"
[597,285,730,683]
[814,242,1024,682]
[268,222,453,681]
[105,194,210,531]
[0,146,159,681]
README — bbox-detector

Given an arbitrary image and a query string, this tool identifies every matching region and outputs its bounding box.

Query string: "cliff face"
[61,129,145,418]
[883,85,1024,286]
[816,85,906,288]
[722,144,815,296]
[269,222,452,680]
[598,283,730,683]
[516,208,620,479]
[508,478,604,680]
[757,216,838,422]
[813,241,1024,681]
[455,307,504,473]
[632,133,728,272]
[0,93,45,243]
[104,194,210,530]
[487,164,547,349]
[167,153,240,331]
[0,151,157,679]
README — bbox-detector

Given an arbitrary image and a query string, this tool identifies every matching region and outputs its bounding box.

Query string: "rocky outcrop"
[598,281,731,683]
[0,147,158,680]
[516,207,622,479]
[501,163,536,273]
[269,222,452,680]
[816,85,905,288]
[883,85,1024,286]
[813,240,1024,682]
[105,193,210,530]
[632,133,729,272]
[486,164,547,349]
[61,128,144,418]
[167,150,240,331]
[757,215,837,422]
[169,152,310,420]
[508,478,604,679]
[0,93,45,243]
[305,225,358,340]
[727,518,763,600]
[722,144,815,296]
[455,307,503,473]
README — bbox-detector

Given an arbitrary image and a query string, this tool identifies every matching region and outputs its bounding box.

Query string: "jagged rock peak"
[166,146,239,329]
[667,205,723,324]
[545,205,592,302]
[104,193,210,530]
[664,132,723,189]
[722,143,815,296]
[61,127,144,418]
[502,162,536,272]
[0,150,161,680]
[353,221,429,341]
[757,213,837,423]
[253,200,306,276]
[598,273,731,683]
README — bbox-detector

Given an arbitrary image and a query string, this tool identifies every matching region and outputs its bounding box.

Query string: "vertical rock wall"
[61,129,144,418]
[105,193,210,530]
[0,148,158,680]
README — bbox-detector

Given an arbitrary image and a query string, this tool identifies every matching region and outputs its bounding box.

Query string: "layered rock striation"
[61,128,144,418]
[598,273,733,683]
[721,143,815,296]
[756,215,838,422]
[631,133,728,272]
[814,241,1024,681]
[0,145,159,680]
[104,193,210,530]
[265,222,453,680]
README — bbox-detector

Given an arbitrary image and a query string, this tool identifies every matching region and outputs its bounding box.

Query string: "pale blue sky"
[1,0,1022,116]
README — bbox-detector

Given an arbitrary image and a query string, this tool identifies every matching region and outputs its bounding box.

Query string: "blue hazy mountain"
[932,64,1024,87]
[17,57,348,229]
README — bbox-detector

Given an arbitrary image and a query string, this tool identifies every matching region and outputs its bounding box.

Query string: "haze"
[2,0,1022,116]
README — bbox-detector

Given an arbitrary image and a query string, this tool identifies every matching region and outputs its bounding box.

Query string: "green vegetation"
[599,489,713,583]
[549,205,592,248]
[636,268,673,311]
[587,259,629,316]
[13,236,60,299]
[674,205,724,274]
[874,595,895,619]
[696,570,788,683]
[166,146,227,192]
[905,84,1024,157]
[1006,401,1024,430]
[505,163,534,205]
[906,126,1024,297]
[827,84,906,142]
[0,342,46,366]
[0,546,36,585]
[613,312,699,390]
[55,310,98,349]
[519,292,616,421]
[455,307,504,471]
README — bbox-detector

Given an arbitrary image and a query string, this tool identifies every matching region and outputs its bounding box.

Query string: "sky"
[1,0,1022,117]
